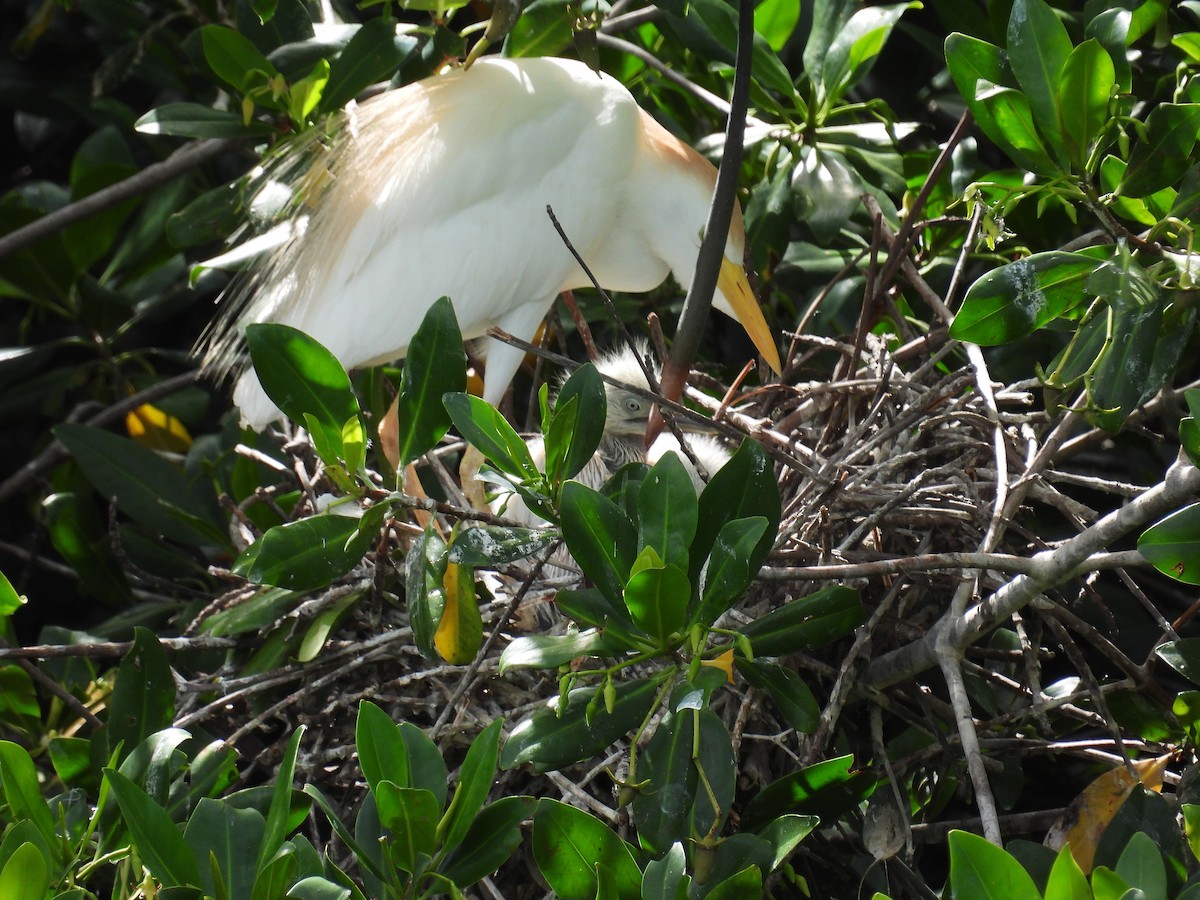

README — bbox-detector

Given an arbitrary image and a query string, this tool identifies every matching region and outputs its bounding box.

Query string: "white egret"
[492,343,731,527]
[201,56,780,429]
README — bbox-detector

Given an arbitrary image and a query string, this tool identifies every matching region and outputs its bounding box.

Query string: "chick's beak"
[718,257,782,374]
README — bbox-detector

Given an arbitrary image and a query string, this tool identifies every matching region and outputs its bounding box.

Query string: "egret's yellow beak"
[719,257,782,373]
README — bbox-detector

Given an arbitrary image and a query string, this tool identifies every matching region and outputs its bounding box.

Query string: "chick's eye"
[624,398,641,413]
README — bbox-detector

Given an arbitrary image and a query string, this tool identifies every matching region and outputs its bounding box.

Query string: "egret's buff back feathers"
[201,57,777,429]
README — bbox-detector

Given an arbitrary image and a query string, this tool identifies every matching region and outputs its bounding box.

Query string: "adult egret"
[492,343,731,527]
[202,55,780,429]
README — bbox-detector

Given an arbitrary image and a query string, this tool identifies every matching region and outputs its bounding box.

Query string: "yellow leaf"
[433,561,482,665]
[701,649,735,684]
[1044,754,1171,873]
[124,403,192,453]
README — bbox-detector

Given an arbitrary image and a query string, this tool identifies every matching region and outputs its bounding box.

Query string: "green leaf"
[642,842,689,900]
[356,701,409,801]
[698,836,772,895]
[1042,844,1090,900]
[394,297,467,468]
[550,362,607,482]
[448,525,557,566]
[735,659,820,733]
[1007,0,1072,167]
[703,863,763,899]
[439,719,503,852]
[758,814,818,872]
[184,799,265,899]
[532,799,641,900]
[135,103,275,138]
[1093,787,1183,883]
[1113,831,1166,899]
[741,754,877,832]
[443,393,539,481]
[201,25,279,92]
[396,722,447,808]
[108,628,175,763]
[406,522,448,659]
[754,0,800,52]
[554,588,646,650]
[260,727,306,875]
[950,252,1100,344]
[690,707,736,840]
[501,676,665,772]
[0,842,49,900]
[235,514,369,591]
[1085,9,1132,92]
[948,830,1040,900]
[1120,103,1200,197]
[694,516,768,627]
[0,743,56,853]
[289,58,330,125]
[42,492,133,606]
[319,18,415,115]
[740,585,865,656]
[1057,39,1116,167]
[637,452,698,572]
[438,796,535,888]
[286,876,353,899]
[0,570,23,617]
[623,565,690,645]
[374,783,439,874]
[632,711,697,854]
[499,630,607,672]
[245,323,360,466]
[821,3,920,100]
[560,482,637,606]
[106,768,202,888]
[1156,638,1200,684]
[691,440,779,588]
[504,0,574,59]
[53,424,225,547]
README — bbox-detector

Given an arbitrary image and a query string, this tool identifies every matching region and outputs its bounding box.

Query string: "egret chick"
[201,56,780,429]
[492,344,731,527]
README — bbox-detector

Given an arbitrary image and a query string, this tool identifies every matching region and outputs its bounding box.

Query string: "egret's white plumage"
[202,56,779,428]
[492,344,732,527]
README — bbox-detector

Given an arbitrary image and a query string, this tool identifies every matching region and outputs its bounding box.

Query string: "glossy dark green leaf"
[1006,0,1072,166]
[950,252,1099,344]
[183,798,264,899]
[1093,785,1184,876]
[1121,104,1200,197]
[448,525,556,566]
[245,323,360,464]
[505,0,574,59]
[65,127,138,269]
[694,517,768,627]
[637,452,698,572]
[259,727,305,874]
[135,103,275,138]
[632,711,697,854]
[1156,637,1200,683]
[105,769,202,888]
[438,796,535,888]
[623,565,690,645]
[944,33,1055,176]
[555,588,646,650]
[406,522,448,659]
[549,362,607,482]
[703,863,763,899]
[792,146,861,243]
[739,585,864,656]
[394,297,466,468]
[754,0,800,51]
[735,659,819,734]
[741,754,877,832]
[1181,419,1200,469]
[802,0,851,85]
[642,842,688,900]
[691,708,735,841]
[53,424,225,547]
[374,783,439,874]
[560,482,637,606]
[949,830,1040,900]
[318,18,415,115]
[1085,8,1132,92]
[532,799,641,900]
[201,25,279,92]
[820,2,920,100]
[108,628,175,763]
[499,630,607,672]
[758,814,818,872]
[397,722,448,809]
[234,514,367,591]
[443,393,539,480]
[439,718,502,852]
[501,676,665,772]
[1085,302,1161,431]
[1057,39,1116,167]
[692,440,779,589]
[356,701,409,797]
[0,742,57,853]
